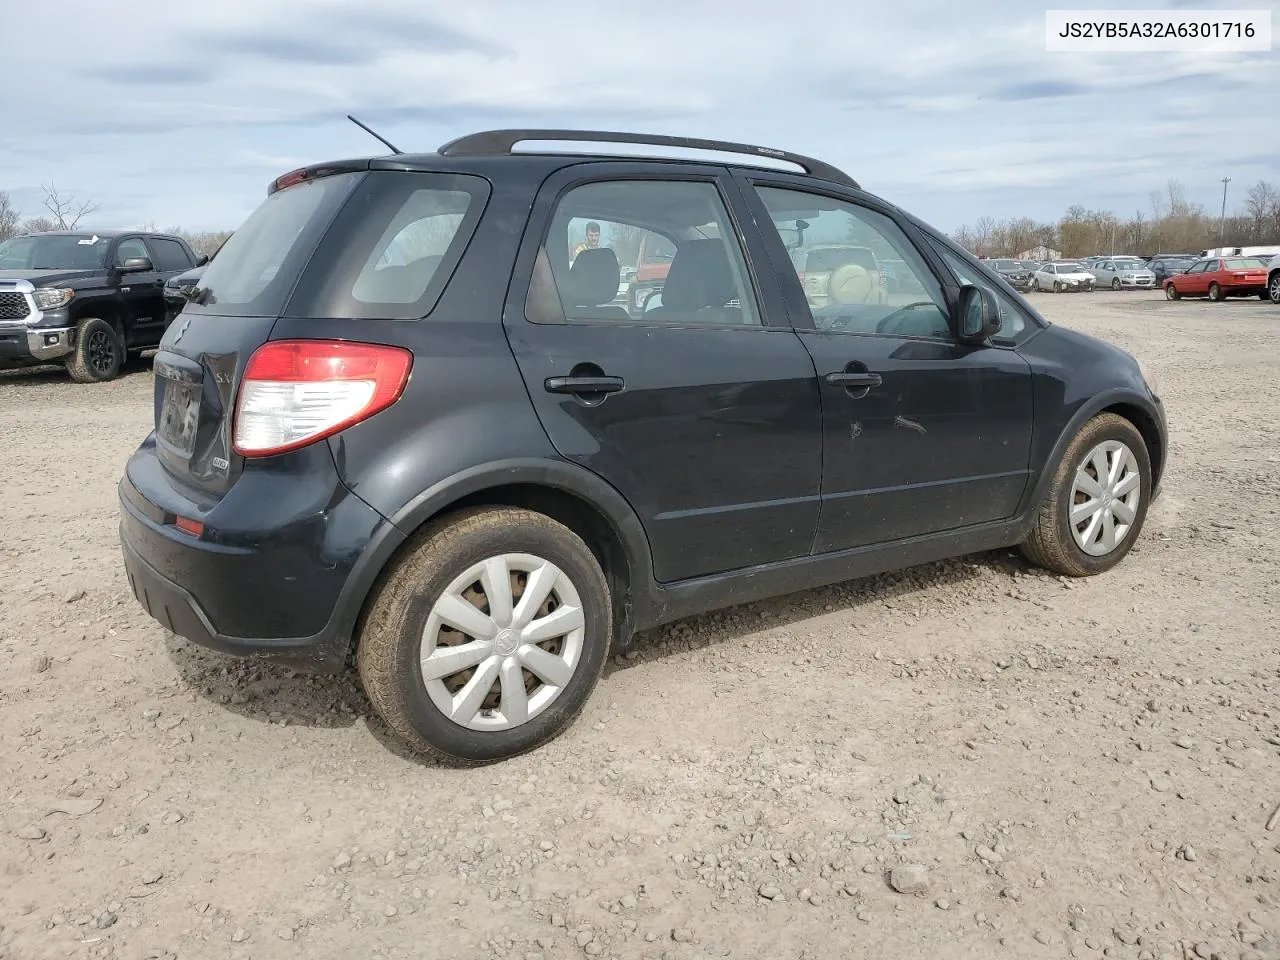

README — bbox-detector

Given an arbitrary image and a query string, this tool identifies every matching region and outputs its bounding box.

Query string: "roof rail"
[436,129,859,189]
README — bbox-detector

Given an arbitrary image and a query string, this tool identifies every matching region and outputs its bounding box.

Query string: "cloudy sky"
[4,0,1277,234]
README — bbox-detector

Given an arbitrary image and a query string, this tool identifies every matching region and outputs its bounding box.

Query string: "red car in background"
[1164,256,1271,301]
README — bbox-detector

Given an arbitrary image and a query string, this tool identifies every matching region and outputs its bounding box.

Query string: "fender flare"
[330,458,659,663]
[1020,388,1166,525]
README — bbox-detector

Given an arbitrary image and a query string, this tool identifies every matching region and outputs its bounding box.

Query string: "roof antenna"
[346,114,402,155]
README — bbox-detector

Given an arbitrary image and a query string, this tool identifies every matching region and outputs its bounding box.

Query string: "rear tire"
[356,506,612,765]
[1208,282,1224,302]
[66,318,124,383]
[1020,413,1152,577]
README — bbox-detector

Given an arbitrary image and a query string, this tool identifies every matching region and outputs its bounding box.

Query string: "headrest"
[565,247,621,307]
[659,239,734,310]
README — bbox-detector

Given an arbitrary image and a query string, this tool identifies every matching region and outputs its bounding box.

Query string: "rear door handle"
[544,375,624,395]
[826,372,882,388]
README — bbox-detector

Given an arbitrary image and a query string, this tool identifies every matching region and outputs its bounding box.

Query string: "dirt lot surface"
[1,291,1278,960]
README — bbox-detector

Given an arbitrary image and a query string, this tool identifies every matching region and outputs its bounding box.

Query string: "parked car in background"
[1032,261,1096,292]
[1266,253,1280,304]
[1163,256,1271,301]
[117,128,1166,763]
[0,230,201,382]
[986,258,1035,291]
[1147,256,1197,286]
[789,243,887,308]
[163,237,224,324]
[1090,258,1157,290]
[626,229,676,316]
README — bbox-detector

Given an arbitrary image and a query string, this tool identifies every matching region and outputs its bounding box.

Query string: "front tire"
[356,506,612,765]
[1021,413,1152,577]
[1269,272,1280,304]
[1112,278,1121,291]
[1053,281,1062,293]
[1165,284,1179,300]
[1208,282,1224,302]
[66,318,124,383]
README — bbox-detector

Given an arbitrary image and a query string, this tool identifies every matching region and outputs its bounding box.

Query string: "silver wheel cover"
[1069,440,1142,557]
[420,553,585,731]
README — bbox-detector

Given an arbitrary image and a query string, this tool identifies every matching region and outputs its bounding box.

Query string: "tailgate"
[153,315,278,498]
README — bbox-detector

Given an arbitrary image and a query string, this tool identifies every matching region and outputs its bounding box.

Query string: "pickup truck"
[0,229,205,382]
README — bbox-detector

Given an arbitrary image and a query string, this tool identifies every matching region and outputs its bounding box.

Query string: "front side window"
[927,239,1029,339]
[539,179,760,326]
[753,185,950,339]
[116,238,151,265]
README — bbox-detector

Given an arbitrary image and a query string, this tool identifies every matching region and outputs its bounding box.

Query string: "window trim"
[523,170,771,332]
[114,236,153,267]
[734,172,961,343]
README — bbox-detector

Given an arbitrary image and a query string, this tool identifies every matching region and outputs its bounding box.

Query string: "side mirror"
[119,257,153,273]
[196,254,210,267]
[956,284,1001,343]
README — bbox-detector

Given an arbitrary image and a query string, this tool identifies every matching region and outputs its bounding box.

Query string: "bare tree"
[22,216,57,234]
[40,183,100,230]
[0,191,20,242]
[971,216,998,257]
[1244,181,1278,237]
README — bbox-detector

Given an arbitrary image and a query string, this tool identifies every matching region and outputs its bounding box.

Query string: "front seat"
[563,248,629,320]
[643,239,744,324]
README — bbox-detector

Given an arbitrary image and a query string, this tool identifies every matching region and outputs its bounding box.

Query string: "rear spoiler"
[267,159,373,195]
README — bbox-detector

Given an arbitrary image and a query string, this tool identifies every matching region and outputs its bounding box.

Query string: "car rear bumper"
[118,439,402,672]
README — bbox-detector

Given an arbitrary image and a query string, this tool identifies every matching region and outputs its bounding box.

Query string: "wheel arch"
[344,459,657,665]
[1023,389,1166,527]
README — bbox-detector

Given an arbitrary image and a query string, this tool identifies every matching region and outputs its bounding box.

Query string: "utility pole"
[1220,176,1231,246]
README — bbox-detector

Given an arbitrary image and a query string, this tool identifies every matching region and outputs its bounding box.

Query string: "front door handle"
[826,372,882,388]
[545,375,624,395]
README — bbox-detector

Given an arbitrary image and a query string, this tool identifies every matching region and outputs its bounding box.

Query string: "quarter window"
[539,179,759,326]
[752,185,951,339]
[926,241,1028,339]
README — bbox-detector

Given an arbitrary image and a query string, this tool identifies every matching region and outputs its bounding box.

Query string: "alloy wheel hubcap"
[1070,440,1142,557]
[420,553,585,731]
[1270,276,1280,302]
[89,330,115,373]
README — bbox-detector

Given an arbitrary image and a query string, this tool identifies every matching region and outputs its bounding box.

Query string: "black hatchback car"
[118,129,1167,764]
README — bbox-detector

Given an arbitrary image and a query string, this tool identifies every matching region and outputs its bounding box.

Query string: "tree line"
[0,185,230,259]
[951,178,1280,259]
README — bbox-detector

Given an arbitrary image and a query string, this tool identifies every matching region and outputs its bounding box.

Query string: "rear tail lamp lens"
[233,340,412,457]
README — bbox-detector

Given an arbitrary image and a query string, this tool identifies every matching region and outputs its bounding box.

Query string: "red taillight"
[233,340,412,457]
[174,516,204,537]
[274,169,309,191]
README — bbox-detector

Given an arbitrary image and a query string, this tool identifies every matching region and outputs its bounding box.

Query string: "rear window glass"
[287,171,489,320]
[185,171,362,317]
[1224,257,1267,268]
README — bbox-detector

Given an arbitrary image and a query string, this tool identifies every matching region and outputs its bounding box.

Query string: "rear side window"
[186,171,363,317]
[288,171,489,320]
[150,238,193,271]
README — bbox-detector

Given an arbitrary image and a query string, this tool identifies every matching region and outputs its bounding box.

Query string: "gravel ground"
[1,291,1278,960]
